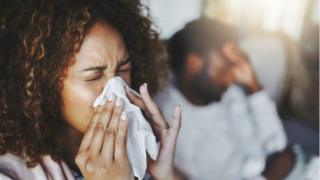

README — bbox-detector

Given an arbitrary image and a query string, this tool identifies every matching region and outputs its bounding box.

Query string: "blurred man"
[155,18,294,180]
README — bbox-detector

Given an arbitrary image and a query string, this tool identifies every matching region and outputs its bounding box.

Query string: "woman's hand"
[126,83,182,180]
[75,94,134,180]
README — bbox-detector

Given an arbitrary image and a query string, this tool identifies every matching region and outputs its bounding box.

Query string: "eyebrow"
[80,57,130,72]
[81,65,107,72]
[117,57,131,67]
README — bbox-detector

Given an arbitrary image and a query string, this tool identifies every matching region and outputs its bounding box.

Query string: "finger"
[126,85,153,119]
[101,128,116,163]
[229,44,250,62]
[223,45,239,64]
[171,105,182,135]
[100,97,124,162]
[140,83,168,129]
[98,93,116,130]
[230,44,244,55]
[125,85,146,110]
[88,94,116,155]
[85,159,94,173]
[108,97,124,131]
[78,105,104,152]
[114,112,129,161]
[76,105,105,172]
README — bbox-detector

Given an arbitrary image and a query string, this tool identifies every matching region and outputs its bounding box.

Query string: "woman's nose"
[99,73,116,90]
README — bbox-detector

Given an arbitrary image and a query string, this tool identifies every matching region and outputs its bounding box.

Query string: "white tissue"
[93,77,159,180]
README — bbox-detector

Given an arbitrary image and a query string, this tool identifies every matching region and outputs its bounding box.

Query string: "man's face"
[206,50,234,91]
[189,50,233,102]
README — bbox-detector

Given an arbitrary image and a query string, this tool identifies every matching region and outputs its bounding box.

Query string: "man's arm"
[223,44,295,179]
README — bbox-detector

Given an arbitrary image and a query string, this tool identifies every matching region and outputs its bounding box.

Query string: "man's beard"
[189,70,226,104]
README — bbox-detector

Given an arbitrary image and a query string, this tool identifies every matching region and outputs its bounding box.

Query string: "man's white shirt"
[155,83,287,180]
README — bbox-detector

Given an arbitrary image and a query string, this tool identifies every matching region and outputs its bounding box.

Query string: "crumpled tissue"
[93,76,159,180]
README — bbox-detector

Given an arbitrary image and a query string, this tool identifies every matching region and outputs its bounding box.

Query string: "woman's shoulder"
[0,153,32,179]
[0,153,76,180]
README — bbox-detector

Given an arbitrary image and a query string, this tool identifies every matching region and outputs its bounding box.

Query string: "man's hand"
[262,147,295,180]
[222,44,262,94]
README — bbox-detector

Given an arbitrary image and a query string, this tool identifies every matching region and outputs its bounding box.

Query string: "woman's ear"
[185,53,204,75]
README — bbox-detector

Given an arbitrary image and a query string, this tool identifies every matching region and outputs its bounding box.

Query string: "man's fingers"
[140,83,169,129]
[223,44,239,63]
[114,112,129,161]
[225,44,249,63]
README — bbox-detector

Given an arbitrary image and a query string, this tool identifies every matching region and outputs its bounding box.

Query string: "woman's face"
[61,22,131,133]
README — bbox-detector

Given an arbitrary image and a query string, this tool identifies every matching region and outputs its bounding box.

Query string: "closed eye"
[117,67,131,72]
[85,71,104,81]
[116,58,131,73]
[80,65,107,82]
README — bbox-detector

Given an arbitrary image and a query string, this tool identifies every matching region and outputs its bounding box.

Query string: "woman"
[0,0,181,179]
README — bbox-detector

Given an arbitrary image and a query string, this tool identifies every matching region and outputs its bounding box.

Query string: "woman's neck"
[59,122,83,172]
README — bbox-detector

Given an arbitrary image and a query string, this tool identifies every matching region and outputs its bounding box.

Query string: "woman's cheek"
[74,79,111,132]
[61,82,101,133]
[76,87,98,132]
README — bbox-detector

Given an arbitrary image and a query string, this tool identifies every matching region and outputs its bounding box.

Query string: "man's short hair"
[167,18,238,76]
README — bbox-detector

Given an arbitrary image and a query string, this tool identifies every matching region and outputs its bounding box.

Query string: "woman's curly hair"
[0,0,168,167]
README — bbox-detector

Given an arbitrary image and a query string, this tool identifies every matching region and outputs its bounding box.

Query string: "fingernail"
[95,105,103,113]
[107,93,115,102]
[120,111,127,121]
[86,163,93,172]
[141,83,148,93]
[115,97,124,107]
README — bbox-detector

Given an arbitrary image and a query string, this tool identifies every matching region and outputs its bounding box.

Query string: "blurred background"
[143,0,319,155]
